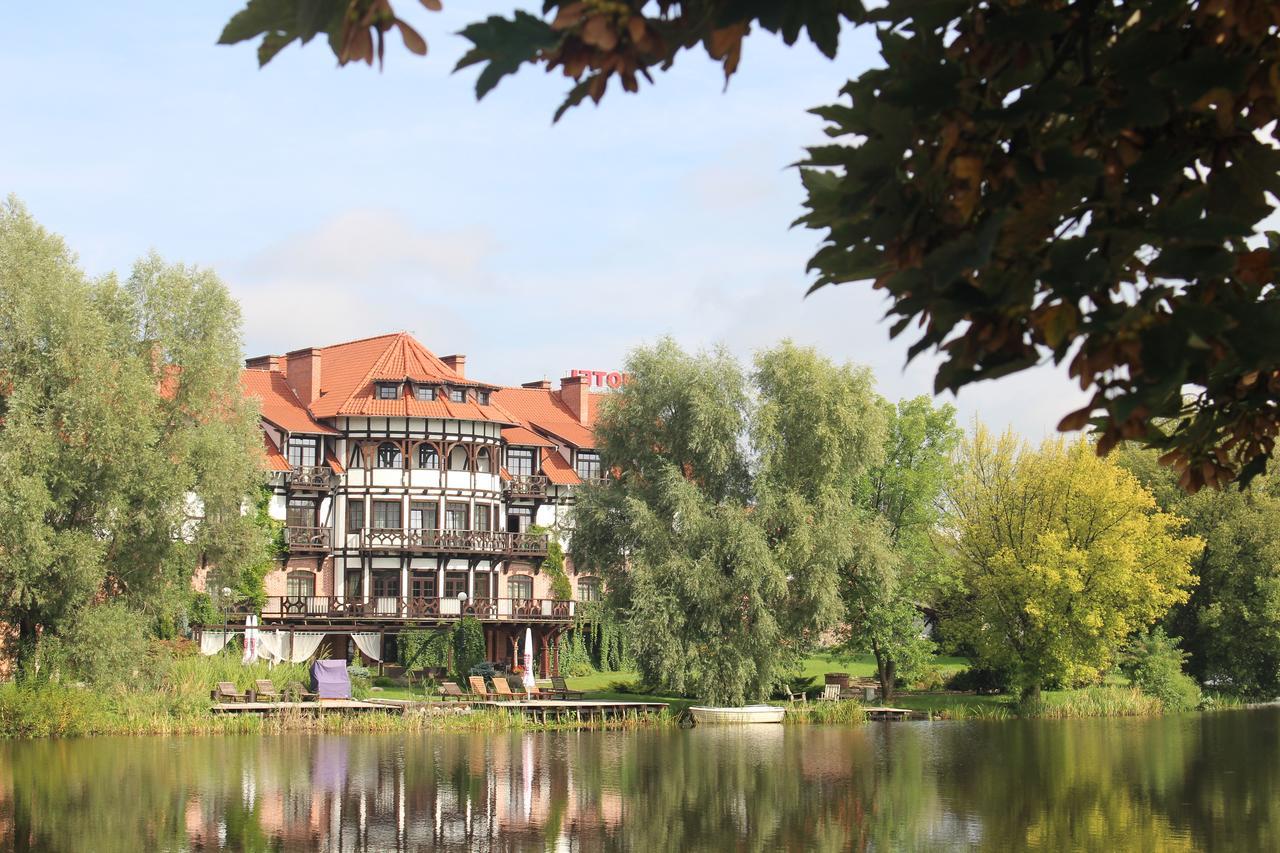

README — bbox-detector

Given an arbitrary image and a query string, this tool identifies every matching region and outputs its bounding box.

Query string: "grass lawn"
[371,653,977,712]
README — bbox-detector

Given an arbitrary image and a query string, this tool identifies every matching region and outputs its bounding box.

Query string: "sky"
[2,2,1090,439]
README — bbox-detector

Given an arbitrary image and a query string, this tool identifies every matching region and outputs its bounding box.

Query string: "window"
[345,571,363,599]
[373,572,400,598]
[413,384,436,401]
[347,500,365,531]
[372,500,402,530]
[575,451,602,481]
[475,447,492,473]
[446,501,468,530]
[410,572,437,600]
[376,441,402,469]
[409,501,438,530]
[577,576,602,602]
[447,445,469,471]
[507,448,534,476]
[474,504,491,531]
[287,571,315,598]
[286,498,315,528]
[448,388,466,403]
[287,437,318,468]
[507,575,533,601]
[416,444,439,469]
[376,382,399,400]
[473,572,492,599]
[476,390,490,405]
[507,506,532,533]
[444,572,468,599]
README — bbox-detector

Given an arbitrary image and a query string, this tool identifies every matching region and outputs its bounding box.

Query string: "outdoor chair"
[253,680,280,703]
[283,682,318,702]
[438,681,469,702]
[491,679,518,700]
[550,676,585,699]
[468,675,501,700]
[212,682,249,703]
[783,684,808,704]
[822,684,843,701]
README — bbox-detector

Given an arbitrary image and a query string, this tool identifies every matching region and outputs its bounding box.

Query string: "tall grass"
[1032,686,1164,719]
[784,701,867,725]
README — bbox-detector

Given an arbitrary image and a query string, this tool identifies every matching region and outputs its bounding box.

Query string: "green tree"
[573,339,886,704]
[1120,446,1280,698]
[943,427,1202,703]
[0,198,266,677]
[220,1,1280,490]
[845,397,960,701]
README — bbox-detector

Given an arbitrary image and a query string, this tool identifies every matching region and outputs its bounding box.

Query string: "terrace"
[259,595,574,623]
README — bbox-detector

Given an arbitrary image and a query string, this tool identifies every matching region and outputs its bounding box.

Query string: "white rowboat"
[688,704,785,724]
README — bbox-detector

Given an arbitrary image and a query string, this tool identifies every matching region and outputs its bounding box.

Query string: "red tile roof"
[541,448,582,485]
[241,370,338,435]
[502,426,555,448]
[261,432,292,472]
[492,386,596,449]
[304,332,516,424]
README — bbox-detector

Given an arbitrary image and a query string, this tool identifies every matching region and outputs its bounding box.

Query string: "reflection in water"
[1,708,1277,851]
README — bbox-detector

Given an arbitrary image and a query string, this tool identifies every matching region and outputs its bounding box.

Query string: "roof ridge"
[316,330,407,353]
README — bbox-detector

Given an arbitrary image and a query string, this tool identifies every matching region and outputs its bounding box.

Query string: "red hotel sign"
[569,369,630,389]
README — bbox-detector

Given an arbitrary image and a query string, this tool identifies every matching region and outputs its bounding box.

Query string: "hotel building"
[224,332,607,674]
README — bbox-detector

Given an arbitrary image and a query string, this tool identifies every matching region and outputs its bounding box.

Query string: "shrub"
[911,667,947,691]
[944,666,1011,694]
[346,665,373,698]
[453,617,486,681]
[1120,629,1202,713]
[49,602,151,687]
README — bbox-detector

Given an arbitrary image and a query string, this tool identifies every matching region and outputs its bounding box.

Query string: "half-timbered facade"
[223,332,606,673]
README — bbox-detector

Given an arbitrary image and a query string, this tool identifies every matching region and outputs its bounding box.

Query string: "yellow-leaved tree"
[944,428,1203,703]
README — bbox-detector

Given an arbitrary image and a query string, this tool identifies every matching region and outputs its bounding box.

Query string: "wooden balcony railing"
[503,474,549,498]
[288,465,336,490]
[360,528,548,558]
[260,595,575,621]
[285,526,332,551]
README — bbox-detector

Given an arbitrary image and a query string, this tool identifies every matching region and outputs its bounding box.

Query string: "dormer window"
[414,384,436,401]
[448,388,466,403]
[376,382,399,400]
[476,390,491,406]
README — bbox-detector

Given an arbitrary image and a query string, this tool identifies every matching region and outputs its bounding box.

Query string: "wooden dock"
[211,699,397,714]
[863,706,927,721]
[471,700,669,720]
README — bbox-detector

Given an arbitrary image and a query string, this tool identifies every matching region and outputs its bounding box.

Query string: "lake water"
[1,707,1277,851]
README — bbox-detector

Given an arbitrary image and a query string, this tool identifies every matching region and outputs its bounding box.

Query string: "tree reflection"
[0,710,1277,851]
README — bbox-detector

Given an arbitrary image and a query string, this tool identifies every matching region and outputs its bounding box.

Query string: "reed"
[784,702,867,725]
[1032,686,1164,719]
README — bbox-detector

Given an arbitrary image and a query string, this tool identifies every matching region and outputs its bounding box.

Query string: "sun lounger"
[549,676,585,699]
[253,680,280,702]
[212,681,249,703]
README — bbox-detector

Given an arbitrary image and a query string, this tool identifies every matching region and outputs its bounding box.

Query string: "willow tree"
[845,396,960,701]
[0,198,266,676]
[572,338,886,705]
[943,428,1202,703]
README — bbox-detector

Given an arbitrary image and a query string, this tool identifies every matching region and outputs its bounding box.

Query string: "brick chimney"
[441,354,466,377]
[522,379,551,390]
[560,374,590,425]
[284,347,322,404]
[245,354,283,372]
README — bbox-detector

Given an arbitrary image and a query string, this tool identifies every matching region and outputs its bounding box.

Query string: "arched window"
[417,444,439,469]
[286,571,315,598]
[448,445,469,471]
[475,447,491,473]
[576,576,602,602]
[376,441,402,469]
[507,575,533,601]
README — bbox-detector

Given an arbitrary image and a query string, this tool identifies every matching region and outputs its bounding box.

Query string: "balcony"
[285,526,332,552]
[360,528,549,559]
[288,465,336,490]
[260,595,575,622]
[503,474,549,499]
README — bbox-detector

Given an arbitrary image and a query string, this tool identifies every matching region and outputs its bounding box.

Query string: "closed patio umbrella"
[523,627,536,689]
